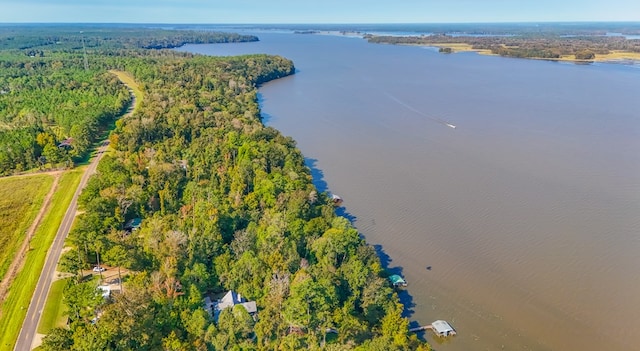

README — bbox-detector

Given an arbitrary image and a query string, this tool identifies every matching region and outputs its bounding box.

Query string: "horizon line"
[1,20,640,26]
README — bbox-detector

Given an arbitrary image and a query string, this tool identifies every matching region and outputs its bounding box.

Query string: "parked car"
[93,266,106,272]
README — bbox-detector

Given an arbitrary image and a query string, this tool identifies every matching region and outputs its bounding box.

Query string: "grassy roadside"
[0,168,82,350]
[23,71,139,349]
[109,69,143,113]
[74,70,139,168]
[0,175,54,281]
[37,277,70,334]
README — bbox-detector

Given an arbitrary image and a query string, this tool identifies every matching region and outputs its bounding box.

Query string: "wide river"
[178,32,640,351]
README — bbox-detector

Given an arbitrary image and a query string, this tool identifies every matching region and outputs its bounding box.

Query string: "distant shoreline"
[361,30,640,64]
[397,42,640,63]
[300,29,640,64]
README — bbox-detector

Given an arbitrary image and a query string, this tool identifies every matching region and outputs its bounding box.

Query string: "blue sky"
[1,0,639,23]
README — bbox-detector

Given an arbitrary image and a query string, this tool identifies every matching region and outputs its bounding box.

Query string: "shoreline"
[385,41,640,64]
[308,30,640,64]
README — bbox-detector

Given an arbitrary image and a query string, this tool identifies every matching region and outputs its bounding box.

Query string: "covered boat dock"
[388,274,408,287]
[409,320,457,337]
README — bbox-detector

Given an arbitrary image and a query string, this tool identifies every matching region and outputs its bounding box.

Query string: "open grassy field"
[426,42,495,55]
[592,50,640,62]
[0,175,55,281]
[0,168,82,350]
[37,277,69,334]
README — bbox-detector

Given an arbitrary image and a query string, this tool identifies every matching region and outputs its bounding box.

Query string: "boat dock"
[330,194,343,206]
[409,320,456,337]
[388,274,408,288]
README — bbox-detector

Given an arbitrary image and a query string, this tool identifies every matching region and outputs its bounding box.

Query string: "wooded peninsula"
[0,25,429,350]
[365,24,640,62]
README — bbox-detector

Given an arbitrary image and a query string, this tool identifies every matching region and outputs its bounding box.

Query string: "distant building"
[207,290,257,322]
[57,138,74,149]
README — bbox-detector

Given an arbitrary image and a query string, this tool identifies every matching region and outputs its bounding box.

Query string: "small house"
[58,138,74,149]
[211,290,257,322]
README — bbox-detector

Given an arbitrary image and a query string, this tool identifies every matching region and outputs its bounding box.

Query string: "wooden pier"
[409,325,433,332]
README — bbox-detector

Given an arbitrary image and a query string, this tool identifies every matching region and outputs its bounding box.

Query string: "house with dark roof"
[208,290,257,322]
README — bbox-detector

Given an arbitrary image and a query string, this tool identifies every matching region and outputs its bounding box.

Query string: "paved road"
[13,140,110,351]
[14,75,137,351]
[13,75,137,350]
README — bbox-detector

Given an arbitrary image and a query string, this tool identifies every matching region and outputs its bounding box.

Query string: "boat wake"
[384,92,456,130]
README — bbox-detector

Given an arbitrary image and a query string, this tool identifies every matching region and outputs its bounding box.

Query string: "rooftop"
[124,217,142,231]
[389,274,408,287]
[210,290,258,321]
[431,320,456,336]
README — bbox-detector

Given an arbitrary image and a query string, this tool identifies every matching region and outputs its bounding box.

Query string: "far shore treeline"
[366,30,640,60]
[364,22,640,61]
[0,25,430,350]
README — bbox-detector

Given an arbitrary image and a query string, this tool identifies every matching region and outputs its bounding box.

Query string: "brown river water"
[178,31,640,351]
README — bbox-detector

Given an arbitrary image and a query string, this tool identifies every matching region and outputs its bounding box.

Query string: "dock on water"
[409,320,456,337]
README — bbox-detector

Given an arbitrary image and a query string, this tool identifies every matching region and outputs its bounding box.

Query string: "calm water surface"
[178,33,640,351]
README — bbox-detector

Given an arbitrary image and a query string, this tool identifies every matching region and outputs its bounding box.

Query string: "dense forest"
[0,26,258,175]
[0,25,257,51]
[0,26,428,350]
[0,64,130,172]
[367,32,640,60]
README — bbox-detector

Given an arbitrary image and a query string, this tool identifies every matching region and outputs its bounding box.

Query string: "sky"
[1,0,639,24]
